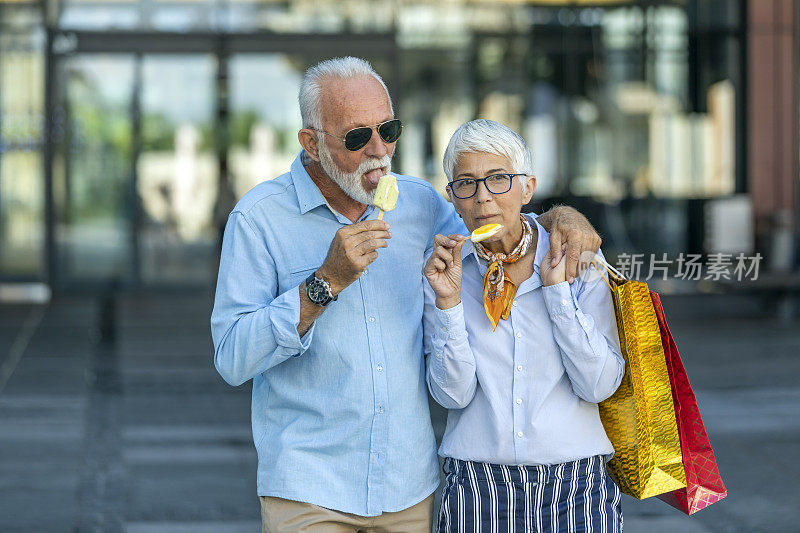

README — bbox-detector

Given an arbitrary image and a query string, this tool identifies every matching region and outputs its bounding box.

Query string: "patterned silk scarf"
[473,215,534,330]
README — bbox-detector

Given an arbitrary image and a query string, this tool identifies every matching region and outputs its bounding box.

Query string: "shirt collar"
[461,213,548,271]
[289,151,376,222]
[290,152,329,215]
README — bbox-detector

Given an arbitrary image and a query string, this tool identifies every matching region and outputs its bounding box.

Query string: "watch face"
[308,282,326,303]
[307,278,330,305]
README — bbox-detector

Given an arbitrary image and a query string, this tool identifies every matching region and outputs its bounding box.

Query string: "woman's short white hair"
[443,119,533,186]
[299,57,392,129]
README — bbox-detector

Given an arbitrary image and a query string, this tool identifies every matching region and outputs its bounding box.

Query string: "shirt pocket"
[279,264,318,294]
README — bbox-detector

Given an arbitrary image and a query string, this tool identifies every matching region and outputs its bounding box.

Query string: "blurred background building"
[0,0,798,294]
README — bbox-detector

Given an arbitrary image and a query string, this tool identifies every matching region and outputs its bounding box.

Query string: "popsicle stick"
[377,209,385,220]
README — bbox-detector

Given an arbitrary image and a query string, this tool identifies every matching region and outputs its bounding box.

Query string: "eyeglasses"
[448,173,525,199]
[313,119,403,151]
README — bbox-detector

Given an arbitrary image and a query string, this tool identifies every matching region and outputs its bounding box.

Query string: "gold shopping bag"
[592,256,687,499]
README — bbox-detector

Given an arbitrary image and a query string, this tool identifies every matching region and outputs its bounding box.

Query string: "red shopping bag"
[650,292,727,514]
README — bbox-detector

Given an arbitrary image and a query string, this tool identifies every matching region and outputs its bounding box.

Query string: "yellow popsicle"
[470,223,503,243]
[373,175,398,220]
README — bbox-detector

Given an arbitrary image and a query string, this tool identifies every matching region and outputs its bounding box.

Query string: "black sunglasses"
[314,119,403,151]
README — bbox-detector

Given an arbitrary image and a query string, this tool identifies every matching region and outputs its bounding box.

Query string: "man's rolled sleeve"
[212,211,316,386]
[269,284,315,356]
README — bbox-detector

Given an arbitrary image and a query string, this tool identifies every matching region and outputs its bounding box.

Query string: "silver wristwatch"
[305,272,337,307]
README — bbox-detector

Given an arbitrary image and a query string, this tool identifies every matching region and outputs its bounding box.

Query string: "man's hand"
[537,206,601,283]
[316,220,392,295]
[424,234,466,309]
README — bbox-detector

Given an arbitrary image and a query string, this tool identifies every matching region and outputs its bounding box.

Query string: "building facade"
[0,0,797,292]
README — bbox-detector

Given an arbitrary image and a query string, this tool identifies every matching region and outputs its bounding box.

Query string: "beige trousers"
[260,493,434,533]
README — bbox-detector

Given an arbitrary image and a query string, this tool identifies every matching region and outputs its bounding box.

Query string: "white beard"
[318,136,392,205]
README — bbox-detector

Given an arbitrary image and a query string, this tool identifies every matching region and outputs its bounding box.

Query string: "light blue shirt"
[424,214,624,466]
[211,153,465,516]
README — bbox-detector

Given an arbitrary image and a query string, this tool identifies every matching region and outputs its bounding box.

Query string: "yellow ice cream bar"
[470,223,503,243]
[373,175,399,212]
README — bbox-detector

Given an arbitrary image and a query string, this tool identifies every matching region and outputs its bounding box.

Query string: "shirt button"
[441,326,447,333]
[516,365,523,372]
[369,316,375,322]
[516,398,522,405]
[377,406,384,413]
[377,364,383,372]
[516,332,522,338]
[436,353,442,359]
[517,431,524,438]
[561,299,568,306]
[512,301,518,307]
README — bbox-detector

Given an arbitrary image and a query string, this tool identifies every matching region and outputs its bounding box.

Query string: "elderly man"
[211,57,601,533]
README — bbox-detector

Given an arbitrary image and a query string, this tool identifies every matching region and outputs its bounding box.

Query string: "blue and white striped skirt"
[436,455,622,533]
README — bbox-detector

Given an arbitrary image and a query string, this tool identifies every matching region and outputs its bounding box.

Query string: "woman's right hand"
[424,234,467,309]
[541,242,568,287]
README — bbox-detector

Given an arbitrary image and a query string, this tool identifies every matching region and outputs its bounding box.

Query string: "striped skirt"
[436,456,622,533]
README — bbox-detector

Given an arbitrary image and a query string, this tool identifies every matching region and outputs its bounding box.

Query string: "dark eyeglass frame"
[447,173,526,199]
[312,119,403,151]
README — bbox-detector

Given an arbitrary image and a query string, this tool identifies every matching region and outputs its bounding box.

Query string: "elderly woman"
[423,119,624,532]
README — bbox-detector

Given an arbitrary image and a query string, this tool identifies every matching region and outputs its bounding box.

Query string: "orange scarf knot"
[473,215,534,330]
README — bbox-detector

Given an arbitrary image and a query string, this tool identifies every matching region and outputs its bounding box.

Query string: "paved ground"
[0,291,797,532]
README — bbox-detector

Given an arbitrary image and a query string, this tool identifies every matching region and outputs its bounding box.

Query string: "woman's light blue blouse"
[423,214,625,466]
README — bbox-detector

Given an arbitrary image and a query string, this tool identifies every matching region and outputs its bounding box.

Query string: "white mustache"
[358,156,391,174]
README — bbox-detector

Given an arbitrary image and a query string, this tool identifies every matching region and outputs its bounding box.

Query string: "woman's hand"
[424,234,467,309]
[540,243,568,286]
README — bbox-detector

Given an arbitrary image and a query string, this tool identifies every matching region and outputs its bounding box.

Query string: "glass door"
[137,54,217,286]
[53,54,136,287]
[53,52,219,288]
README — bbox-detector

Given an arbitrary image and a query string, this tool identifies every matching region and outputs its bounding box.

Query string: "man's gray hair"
[442,119,533,186]
[299,57,392,129]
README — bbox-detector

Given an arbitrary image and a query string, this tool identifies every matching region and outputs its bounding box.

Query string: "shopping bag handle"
[590,253,627,292]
